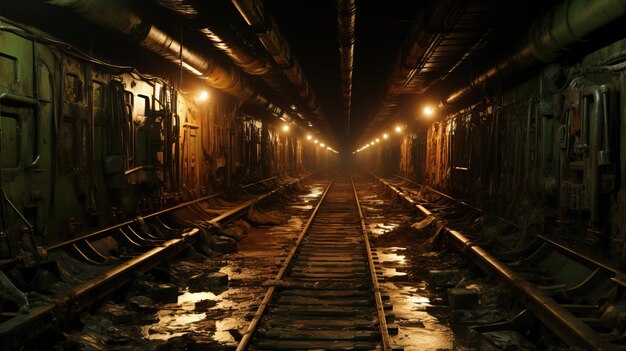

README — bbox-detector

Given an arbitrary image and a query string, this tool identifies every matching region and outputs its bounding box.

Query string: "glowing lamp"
[197,91,209,101]
[423,106,434,117]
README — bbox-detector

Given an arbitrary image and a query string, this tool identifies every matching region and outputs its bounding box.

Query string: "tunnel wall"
[365,38,626,260]
[0,19,335,255]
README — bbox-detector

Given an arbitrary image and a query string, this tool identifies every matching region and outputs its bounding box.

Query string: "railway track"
[0,173,309,350]
[373,172,625,350]
[237,173,394,351]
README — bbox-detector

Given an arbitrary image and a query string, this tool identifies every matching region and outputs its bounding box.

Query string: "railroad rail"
[0,172,311,350]
[237,172,394,351]
[373,172,624,350]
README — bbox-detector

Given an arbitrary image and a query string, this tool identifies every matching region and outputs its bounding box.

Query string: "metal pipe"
[1,189,39,259]
[446,0,626,105]
[48,0,267,105]
[0,92,37,106]
[337,0,355,143]
[567,79,608,227]
[230,0,322,114]
[600,89,611,163]
[577,81,606,227]
[588,85,606,226]
[198,27,301,105]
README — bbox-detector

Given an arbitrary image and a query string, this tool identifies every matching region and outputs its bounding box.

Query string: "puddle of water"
[213,317,244,343]
[369,222,399,236]
[391,285,433,312]
[142,311,207,340]
[291,205,313,210]
[141,290,220,340]
[377,247,407,265]
[383,267,408,278]
[300,185,324,202]
[178,291,217,306]
[288,216,303,228]
[408,295,430,305]
[395,325,454,351]
[384,280,452,350]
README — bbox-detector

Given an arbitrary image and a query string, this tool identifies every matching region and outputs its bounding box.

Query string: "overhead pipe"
[358,0,475,146]
[230,0,322,117]
[337,0,355,143]
[197,25,314,121]
[445,0,626,105]
[47,0,267,106]
[199,28,270,76]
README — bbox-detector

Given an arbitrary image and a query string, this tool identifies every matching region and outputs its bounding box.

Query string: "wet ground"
[55,173,531,351]
[356,179,457,351]
[56,177,327,350]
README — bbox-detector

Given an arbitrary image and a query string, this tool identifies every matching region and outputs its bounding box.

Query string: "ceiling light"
[314,140,318,144]
[395,125,402,133]
[423,105,435,117]
[320,143,325,147]
[383,133,388,139]
[282,124,290,132]
[306,134,312,140]
[197,90,209,102]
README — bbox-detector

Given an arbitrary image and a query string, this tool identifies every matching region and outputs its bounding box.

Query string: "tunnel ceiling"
[6,0,624,152]
[263,0,560,150]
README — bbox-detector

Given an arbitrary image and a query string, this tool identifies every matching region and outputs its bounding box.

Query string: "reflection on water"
[300,185,324,202]
[385,284,453,350]
[291,204,313,210]
[369,222,399,236]
[383,267,408,277]
[142,311,207,340]
[377,247,407,265]
[408,295,430,305]
[178,291,217,305]
[141,290,219,340]
[213,318,244,343]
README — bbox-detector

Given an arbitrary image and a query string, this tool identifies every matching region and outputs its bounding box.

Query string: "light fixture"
[383,133,388,139]
[306,134,312,140]
[370,142,374,146]
[395,125,402,133]
[314,140,318,144]
[320,143,325,147]
[282,124,290,132]
[376,138,380,143]
[423,105,435,117]
[197,90,209,102]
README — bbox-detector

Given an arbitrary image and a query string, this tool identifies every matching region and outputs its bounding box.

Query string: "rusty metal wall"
[403,39,626,259]
[0,18,333,255]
